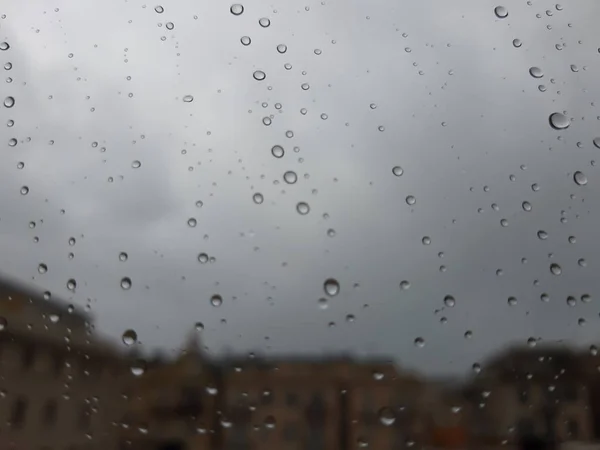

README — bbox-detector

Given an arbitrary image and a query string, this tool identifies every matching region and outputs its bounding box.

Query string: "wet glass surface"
[1,0,600,448]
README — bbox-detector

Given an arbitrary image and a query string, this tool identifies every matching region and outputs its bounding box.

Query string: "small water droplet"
[566,296,576,307]
[537,230,548,240]
[183,95,194,103]
[406,195,416,205]
[155,5,164,13]
[188,217,197,227]
[211,294,223,307]
[20,185,29,195]
[414,337,425,348]
[513,39,522,48]
[0,42,10,51]
[578,258,587,267]
[121,277,132,290]
[258,17,270,27]
[241,36,251,46]
[132,160,141,169]
[67,279,77,291]
[0,317,7,331]
[540,293,550,303]
[573,171,588,186]
[122,329,137,346]
[472,363,481,374]
[507,296,517,306]
[230,4,244,15]
[198,253,209,264]
[400,280,410,290]
[464,330,473,339]
[379,407,396,426]
[549,263,562,275]
[38,263,47,274]
[522,201,532,211]
[277,44,287,54]
[549,112,570,130]
[166,22,174,30]
[119,252,128,262]
[131,359,146,376]
[392,166,403,176]
[527,337,537,348]
[318,298,329,310]
[3,96,14,108]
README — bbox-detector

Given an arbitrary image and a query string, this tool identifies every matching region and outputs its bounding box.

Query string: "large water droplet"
[253,70,266,81]
[444,295,456,307]
[3,96,14,108]
[566,296,576,307]
[378,407,396,426]
[324,278,340,296]
[573,171,588,186]
[211,294,223,307]
[549,112,570,130]
[296,202,310,215]
[529,67,543,78]
[283,171,297,184]
[121,277,132,290]
[494,6,508,18]
[122,329,137,346]
[230,4,244,15]
[549,263,562,275]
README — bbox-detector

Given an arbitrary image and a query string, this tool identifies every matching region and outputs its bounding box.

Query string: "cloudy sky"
[1,0,600,377]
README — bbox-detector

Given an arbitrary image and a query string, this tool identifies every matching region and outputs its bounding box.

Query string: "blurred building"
[0,276,132,450]
[465,346,593,446]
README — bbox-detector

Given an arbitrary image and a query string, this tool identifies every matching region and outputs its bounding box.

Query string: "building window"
[567,419,579,439]
[42,399,58,426]
[10,396,28,428]
[286,392,299,407]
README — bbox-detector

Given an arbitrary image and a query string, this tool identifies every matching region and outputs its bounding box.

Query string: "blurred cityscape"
[1,276,599,450]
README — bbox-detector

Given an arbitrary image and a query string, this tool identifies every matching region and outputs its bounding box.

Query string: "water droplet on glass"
[195,322,204,331]
[400,280,410,290]
[0,42,10,51]
[119,252,128,262]
[259,17,270,27]
[392,166,404,176]
[67,279,77,291]
[318,298,329,310]
[8,138,17,147]
[379,407,396,426]
[444,295,456,307]
[522,201,532,211]
[253,70,266,81]
[183,95,194,103]
[578,258,587,268]
[277,44,287,54]
[422,236,431,245]
[252,192,264,204]
[155,5,164,13]
[464,330,473,339]
[507,296,517,306]
[20,186,28,195]
[346,314,355,323]
[188,218,197,227]
[324,278,340,296]
[271,145,284,158]
[494,6,508,18]
[122,329,137,346]
[414,337,425,348]
[327,228,336,237]
[0,317,7,331]
[132,160,141,169]
[472,363,481,374]
[406,195,416,205]
[529,67,543,78]
[131,359,146,376]
[549,112,570,130]
[566,296,576,307]
[38,263,47,274]
[541,293,550,303]
[581,294,591,303]
[296,202,310,215]
[198,253,209,264]
[573,171,588,186]
[241,36,251,46]
[211,294,223,307]
[537,230,548,240]
[550,263,562,275]
[3,96,14,108]
[527,337,537,348]
[121,277,132,290]
[513,39,522,48]
[283,171,297,184]
[166,22,174,30]
[230,4,244,15]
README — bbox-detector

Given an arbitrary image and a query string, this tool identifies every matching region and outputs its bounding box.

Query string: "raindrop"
[537,230,548,240]
[121,277,132,290]
[0,317,7,331]
[258,17,270,27]
[414,337,425,348]
[262,117,272,126]
[327,228,336,237]
[527,337,537,348]
[252,193,264,204]
[67,279,77,291]
[570,64,578,73]
[494,6,508,18]
[38,263,48,274]
[549,263,562,275]
[277,44,287,54]
[271,145,284,158]
[591,345,599,356]
[567,296,576,307]
[283,171,297,184]
[578,258,587,267]
[324,279,340,296]
[568,236,576,244]
[3,62,11,70]
[581,294,591,303]
[241,36,251,46]
[378,407,396,426]
[464,330,473,339]
[44,291,51,301]
[513,39,522,48]
[119,252,128,262]
[198,253,209,264]
[529,67,543,78]
[573,171,588,186]
[3,96,15,108]
[0,42,9,51]
[230,4,244,15]
[20,186,29,195]
[318,298,329,310]
[8,138,17,147]
[405,195,416,205]
[131,360,146,376]
[522,201,532,211]
[301,83,310,91]
[264,415,276,429]
[132,160,142,169]
[183,95,194,103]
[400,280,411,290]
[195,322,204,331]
[472,363,481,374]
[392,166,404,176]
[188,218,197,227]
[211,294,223,307]
[122,329,137,346]
[422,236,431,245]
[444,295,456,307]
[296,202,310,215]
[253,70,266,81]
[541,293,550,303]
[166,22,174,30]
[549,112,570,130]
[346,314,355,323]
[507,296,517,306]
